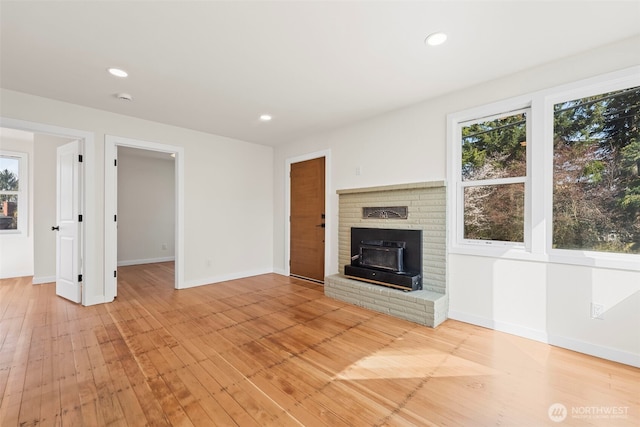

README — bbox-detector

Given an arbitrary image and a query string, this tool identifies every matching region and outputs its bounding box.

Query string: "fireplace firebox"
[345,228,422,291]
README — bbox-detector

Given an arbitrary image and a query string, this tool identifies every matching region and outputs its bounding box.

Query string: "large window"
[0,151,27,233]
[448,68,639,269]
[460,110,528,243]
[553,87,640,254]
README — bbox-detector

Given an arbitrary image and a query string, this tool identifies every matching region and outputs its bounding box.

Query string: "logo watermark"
[548,403,567,423]
[548,403,629,423]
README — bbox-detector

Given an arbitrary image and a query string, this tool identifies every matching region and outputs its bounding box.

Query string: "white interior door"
[113,147,118,297]
[55,140,82,303]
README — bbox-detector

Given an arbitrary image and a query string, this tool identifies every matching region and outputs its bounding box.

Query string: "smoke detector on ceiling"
[116,93,133,101]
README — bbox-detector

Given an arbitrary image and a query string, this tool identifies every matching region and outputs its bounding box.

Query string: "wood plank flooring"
[1,262,638,426]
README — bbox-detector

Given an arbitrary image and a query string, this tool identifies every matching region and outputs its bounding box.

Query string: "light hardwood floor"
[1,262,638,426]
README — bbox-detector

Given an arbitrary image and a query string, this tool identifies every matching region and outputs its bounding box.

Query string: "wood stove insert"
[345,227,422,291]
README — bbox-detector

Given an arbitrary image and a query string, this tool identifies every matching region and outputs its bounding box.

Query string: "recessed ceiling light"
[259,114,272,122]
[108,67,128,77]
[425,32,447,46]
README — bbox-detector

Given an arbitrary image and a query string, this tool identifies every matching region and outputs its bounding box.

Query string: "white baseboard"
[448,310,549,343]
[548,334,640,368]
[117,256,175,267]
[272,267,287,276]
[181,267,274,289]
[447,310,495,329]
[32,275,56,285]
[0,271,33,280]
[448,309,639,367]
[494,319,548,343]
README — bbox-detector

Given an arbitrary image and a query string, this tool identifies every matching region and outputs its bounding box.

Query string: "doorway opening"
[116,147,176,268]
[0,117,95,305]
[104,135,184,301]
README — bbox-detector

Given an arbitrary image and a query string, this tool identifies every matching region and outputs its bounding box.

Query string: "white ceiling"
[1,1,639,146]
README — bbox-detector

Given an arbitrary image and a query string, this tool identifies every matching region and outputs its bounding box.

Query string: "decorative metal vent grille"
[362,206,408,219]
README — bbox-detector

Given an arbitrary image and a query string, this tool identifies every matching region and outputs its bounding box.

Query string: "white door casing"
[104,135,184,299]
[55,140,82,303]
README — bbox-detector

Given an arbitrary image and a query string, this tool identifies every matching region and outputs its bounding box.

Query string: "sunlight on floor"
[334,347,498,380]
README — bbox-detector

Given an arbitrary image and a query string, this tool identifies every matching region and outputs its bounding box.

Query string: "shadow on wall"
[546,263,640,366]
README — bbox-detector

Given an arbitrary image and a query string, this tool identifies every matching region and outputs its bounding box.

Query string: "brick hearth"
[325,181,447,327]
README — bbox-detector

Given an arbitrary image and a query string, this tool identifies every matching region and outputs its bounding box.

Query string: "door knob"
[316,223,325,228]
[51,226,59,231]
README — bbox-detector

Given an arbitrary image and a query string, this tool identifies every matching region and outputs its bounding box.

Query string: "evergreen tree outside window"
[444,68,640,365]
[460,110,529,243]
[448,68,639,270]
[0,152,27,233]
[553,86,640,254]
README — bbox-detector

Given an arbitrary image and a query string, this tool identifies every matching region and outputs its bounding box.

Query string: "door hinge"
[78,214,83,222]
[114,159,117,166]
[78,154,83,162]
[114,214,117,222]
[114,270,117,278]
[78,274,83,282]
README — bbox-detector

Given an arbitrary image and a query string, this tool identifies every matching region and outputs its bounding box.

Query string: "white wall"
[32,133,74,283]
[0,128,34,278]
[273,35,640,366]
[117,148,175,266]
[1,90,274,304]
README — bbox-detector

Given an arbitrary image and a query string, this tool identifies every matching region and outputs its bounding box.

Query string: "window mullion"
[528,95,547,255]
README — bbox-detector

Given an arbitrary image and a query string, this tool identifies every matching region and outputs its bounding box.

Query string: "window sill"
[548,249,640,272]
[0,230,23,235]
[449,245,640,272]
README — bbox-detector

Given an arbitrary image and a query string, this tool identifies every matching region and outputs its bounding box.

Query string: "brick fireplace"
[325,181,447,327]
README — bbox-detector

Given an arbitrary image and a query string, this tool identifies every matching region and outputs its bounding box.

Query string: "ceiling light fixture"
[425,32,447,46]
[259,114,272,122]
[108,67,128,77]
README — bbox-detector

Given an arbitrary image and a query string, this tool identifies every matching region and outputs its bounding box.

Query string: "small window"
[460,110,529,243]
[553,86,640,254]
[0,152,27,233]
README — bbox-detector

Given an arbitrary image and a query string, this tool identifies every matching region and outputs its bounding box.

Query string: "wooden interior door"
[290,157,325,282]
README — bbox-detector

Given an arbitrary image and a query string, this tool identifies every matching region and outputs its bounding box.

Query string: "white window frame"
[448,96,534,259]
[457,107,531,250]
[543,70,640,270]
[447,66,640,271]
[0,150,28,234]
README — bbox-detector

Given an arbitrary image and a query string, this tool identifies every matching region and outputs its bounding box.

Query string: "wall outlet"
[591,303,604,319]
[205,259,212,267]
[355,166,362,176]
[161,243,167,250]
